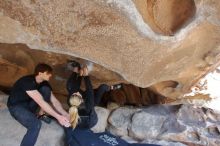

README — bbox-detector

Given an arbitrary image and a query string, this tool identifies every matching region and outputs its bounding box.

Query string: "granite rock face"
[91,106,110,133]
[0,0,220,101]
[108,105,220,146]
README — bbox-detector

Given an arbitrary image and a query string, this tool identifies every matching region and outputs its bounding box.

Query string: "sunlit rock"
[0,0,219,99]
[133,0,196,35]
[108,104,220,145]
[91,106,110,133]
[108,107,138,137]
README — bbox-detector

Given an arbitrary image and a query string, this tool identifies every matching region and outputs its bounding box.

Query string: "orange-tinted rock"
[133,0,196,35]
[140,88,166,105]
[102,84,166,106]
[0,58,28,87]
[122,84,142,105]
[106,90,127,106]
[0,43,124,95]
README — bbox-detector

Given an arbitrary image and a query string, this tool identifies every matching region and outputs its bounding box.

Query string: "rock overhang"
[0,0,220,99]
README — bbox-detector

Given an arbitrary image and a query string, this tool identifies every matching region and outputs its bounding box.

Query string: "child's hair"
[69,93,83,129]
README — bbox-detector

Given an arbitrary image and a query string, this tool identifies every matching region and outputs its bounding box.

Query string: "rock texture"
[91,106,110,133]
[108,107,138,137]
[108,105,220,146]
[102,84,166,106]
[0,0,220,100]
[0,43,124,94]
[133,0,196,35]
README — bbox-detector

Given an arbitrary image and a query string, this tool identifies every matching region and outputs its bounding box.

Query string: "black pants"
[65,76,109,145]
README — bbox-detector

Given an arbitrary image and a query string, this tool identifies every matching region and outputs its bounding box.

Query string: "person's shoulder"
[19,74,35,81]
[12,75,36,89]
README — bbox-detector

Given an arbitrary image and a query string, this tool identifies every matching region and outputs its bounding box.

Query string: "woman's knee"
[98,84,109,92]
[89,111,98,128]
[39,86,51,94]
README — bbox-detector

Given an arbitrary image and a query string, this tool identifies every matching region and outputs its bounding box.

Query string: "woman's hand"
[83,66,88,76]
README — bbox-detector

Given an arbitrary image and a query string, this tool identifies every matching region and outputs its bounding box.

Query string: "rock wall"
[0,0,220,100]
[0,43,124,94]
[133,0,196,35]
[102,84,166,106]
[107,105,220,146]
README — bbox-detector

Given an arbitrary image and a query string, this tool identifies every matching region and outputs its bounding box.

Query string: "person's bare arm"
[50,92,70,119]
[26,90,70,127]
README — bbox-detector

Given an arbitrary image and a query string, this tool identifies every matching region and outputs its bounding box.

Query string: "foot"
[111,84,122,90]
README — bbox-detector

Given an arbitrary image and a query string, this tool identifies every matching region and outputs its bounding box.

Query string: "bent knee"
[99,84,109,91]
[39,86,51,93]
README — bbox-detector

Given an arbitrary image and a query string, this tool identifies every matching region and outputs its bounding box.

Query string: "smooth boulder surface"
[108,105,220,146]
[91,106,110,133]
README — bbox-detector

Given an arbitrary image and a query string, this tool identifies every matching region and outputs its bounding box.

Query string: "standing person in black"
[7,63,70,146]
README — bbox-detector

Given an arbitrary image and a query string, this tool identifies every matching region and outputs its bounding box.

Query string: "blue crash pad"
[68,128,160,146]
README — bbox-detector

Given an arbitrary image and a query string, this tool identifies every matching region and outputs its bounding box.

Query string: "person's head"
[34,63,53,81]
[68,60,81,73]
[69,92,83,128]
[69,92,83,107]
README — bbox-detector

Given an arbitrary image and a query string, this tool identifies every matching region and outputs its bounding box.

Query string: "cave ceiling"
[0,0,220,99]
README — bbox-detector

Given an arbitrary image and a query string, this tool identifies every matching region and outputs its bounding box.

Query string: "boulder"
[129,106,169,140]
[108,107,139,137]
[108,104,220,146]
[91,106,110,133]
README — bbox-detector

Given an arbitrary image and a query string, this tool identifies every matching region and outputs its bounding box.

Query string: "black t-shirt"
[66,72,82,96]
[7,75,39,107]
